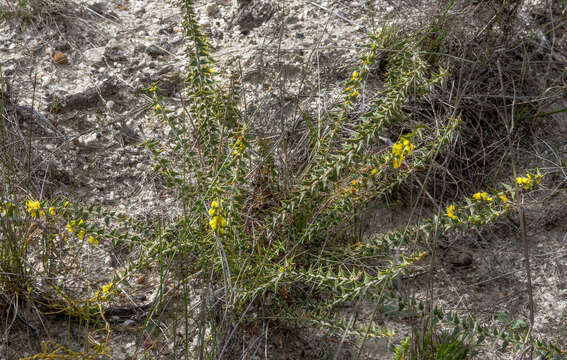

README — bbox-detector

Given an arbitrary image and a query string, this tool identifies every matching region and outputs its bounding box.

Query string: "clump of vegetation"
[1,0,566,358]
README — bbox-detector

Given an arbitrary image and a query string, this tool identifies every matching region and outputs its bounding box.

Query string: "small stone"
[84,47,106,66]
[53,51,68,65]
[206,3,219,16]
[122,319,136,328]
[199,19,211,31]
[134,6,145,17]
[145,44,168,57]
[136,274,146,284]
[107,38,120,49]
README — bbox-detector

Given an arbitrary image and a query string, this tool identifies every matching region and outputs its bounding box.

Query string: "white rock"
[84,47,106,66]
[107,38,120,49]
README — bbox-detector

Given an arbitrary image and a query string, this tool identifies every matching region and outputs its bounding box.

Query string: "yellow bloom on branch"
[233,140,245,157]
[102,282,114,294]
[209,215,227,231]
[392,134,415,169]
[26,199,43,218]
[208,200,227,233]
[66,219,84,234]
[472,192,493,201]
[446,204,457,220]
[516,172,542,190]
[351,70,359,81]
[88,236,99,245]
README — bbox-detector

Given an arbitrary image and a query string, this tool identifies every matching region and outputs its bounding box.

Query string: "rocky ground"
[1,0,566,358]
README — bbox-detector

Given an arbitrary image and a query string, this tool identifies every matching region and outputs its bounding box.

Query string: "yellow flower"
[446,204,457,220]
[402,138,414,155]
[472,192,493,201]
[499,194,508,203]
[66,219,84,234]
[48,207,55,216]
[391,134,416,169]
[370,168,377,175]
[148,84,158,93]
[209,200,227,233]
[233,140,245,157]
[78,230,85,240]
[26,199,41,217]
[392,142,404,157]
[64,201,69,207]
[102,282,114,294]
[516,173,542,190]
[208,67,214,74]
[209,215,227,232]
[88,236,99,245]
[155,104,161,111]
[350,90,359,98]
[351,70,359,81]
[209,216,218,230]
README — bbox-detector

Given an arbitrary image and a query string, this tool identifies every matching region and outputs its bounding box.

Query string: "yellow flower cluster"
[345,70,362,102]
[233,139,245,157]
[66,219,84,239]
[516,173,542,190]
[392,134,415,168]
[94,281,115,302]
[446,204,457,220]
[208,200,227,234]
[446,190,511,221]
[148,84,158,93]
[26,199,44,218]
[102,282,114,294]
[351,70,359,82]
[472,192,493,201]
